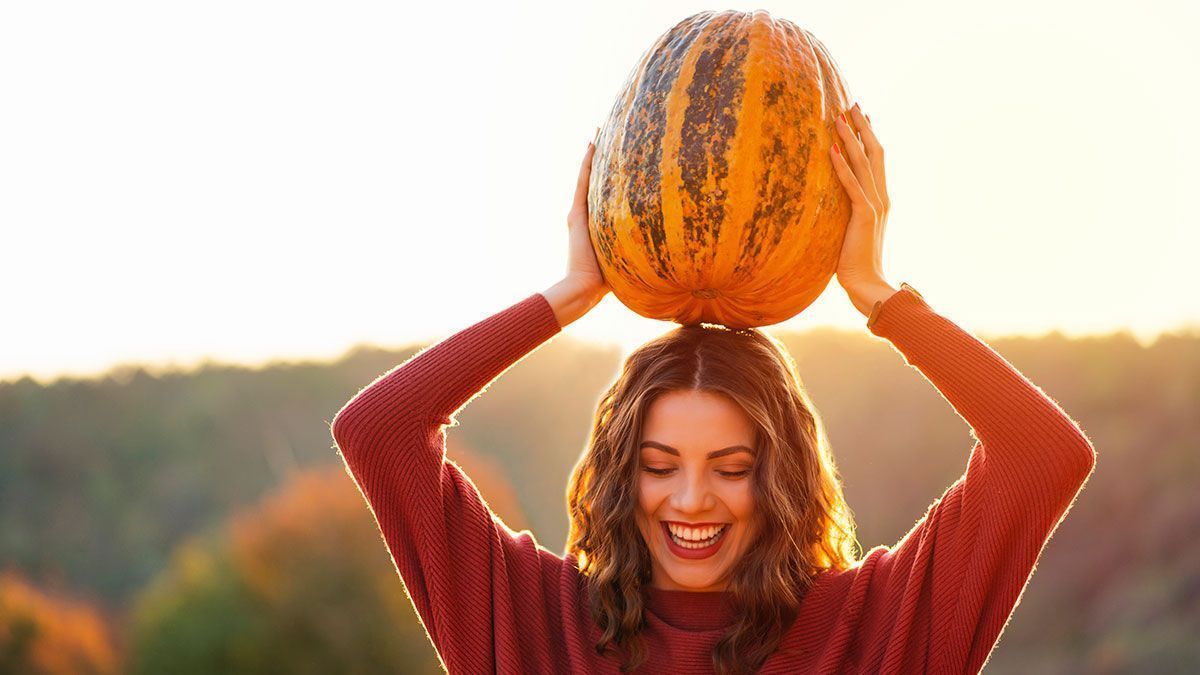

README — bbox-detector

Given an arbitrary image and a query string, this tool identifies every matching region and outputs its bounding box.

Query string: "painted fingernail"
[840,111,848,125]
[833,143,841,155]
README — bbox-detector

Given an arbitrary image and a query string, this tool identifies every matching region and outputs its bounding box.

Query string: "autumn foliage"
[0,570,118,674]
[127,466,444,674]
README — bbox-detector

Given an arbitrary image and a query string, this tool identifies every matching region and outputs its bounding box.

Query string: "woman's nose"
[671,477,715,512]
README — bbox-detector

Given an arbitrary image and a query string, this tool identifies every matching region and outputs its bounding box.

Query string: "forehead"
[640,389,755,446]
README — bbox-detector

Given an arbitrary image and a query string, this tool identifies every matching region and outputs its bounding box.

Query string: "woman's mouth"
[661,522,730,560]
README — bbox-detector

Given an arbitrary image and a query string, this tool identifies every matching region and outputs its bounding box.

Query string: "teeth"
[667,523,727,542]
[668,525,727,549]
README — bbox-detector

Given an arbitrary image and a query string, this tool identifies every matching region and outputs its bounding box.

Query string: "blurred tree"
[0,570,118,674]
[128,457,527,674]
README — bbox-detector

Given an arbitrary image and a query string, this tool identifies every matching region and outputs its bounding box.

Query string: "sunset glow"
[2,0,1196,384]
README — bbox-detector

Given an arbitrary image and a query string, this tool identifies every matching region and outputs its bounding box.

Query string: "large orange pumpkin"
[587,10,855,329]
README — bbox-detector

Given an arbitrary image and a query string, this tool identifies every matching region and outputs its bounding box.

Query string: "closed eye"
[641,467,751,479]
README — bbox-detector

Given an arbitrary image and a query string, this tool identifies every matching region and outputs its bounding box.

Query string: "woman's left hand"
[830,102,896,315]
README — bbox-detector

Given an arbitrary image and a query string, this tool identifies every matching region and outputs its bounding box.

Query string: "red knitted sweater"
[330,285,1096,674]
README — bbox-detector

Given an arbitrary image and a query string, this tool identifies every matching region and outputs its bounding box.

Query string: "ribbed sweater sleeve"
[329,292,566,675]
[846,284,1098,673]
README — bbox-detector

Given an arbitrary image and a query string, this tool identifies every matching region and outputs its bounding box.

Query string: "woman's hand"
[564,130,611,296]
[830,103,898,317]
[544,129,612,328]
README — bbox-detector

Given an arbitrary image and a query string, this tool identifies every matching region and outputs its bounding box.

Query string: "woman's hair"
[565,321,862,674]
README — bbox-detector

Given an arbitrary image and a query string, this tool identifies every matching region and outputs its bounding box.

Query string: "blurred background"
[2,0,1197,673]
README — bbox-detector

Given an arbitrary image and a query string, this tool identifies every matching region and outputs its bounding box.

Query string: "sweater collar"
[642,585,735,631]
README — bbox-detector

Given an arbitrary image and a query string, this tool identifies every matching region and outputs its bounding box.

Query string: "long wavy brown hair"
[565,321,862,674]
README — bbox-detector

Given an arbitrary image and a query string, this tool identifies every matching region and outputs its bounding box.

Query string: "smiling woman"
[331,280,1097,675]
[636,390,777,591]
[567,321,860,670]
[329,20,1095,672]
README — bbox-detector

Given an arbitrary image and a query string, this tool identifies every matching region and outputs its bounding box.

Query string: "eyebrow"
[640,440,756,460]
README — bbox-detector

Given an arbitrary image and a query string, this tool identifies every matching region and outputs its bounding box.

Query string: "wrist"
[846,279,899,318]
[542,277,607,328]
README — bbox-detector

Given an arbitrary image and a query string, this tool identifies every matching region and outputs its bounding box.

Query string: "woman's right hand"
[544,129,612,328]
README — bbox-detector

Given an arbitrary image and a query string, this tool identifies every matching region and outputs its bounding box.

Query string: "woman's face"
[636,389,757,592]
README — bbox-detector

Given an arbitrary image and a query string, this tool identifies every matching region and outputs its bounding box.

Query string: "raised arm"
[329,136,612,672]
[330,290,570,673]
[823,103,1095,671]
[851,284,1097,673]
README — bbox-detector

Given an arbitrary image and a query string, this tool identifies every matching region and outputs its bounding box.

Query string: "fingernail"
[833,143,840,155]
[840,111,848,125]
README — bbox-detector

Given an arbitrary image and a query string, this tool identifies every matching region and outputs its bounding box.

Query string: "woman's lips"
[661,522,729,560]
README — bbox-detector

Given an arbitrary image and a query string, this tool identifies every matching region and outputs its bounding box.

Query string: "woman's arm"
[824,103,1096,673]
[543,276,607,329]
[850,284,1097,673]
[328,136,610,672]
[330,290,569,674]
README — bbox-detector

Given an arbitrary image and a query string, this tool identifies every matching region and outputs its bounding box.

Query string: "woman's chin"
[666,576,727,592]
[658,565,730,591]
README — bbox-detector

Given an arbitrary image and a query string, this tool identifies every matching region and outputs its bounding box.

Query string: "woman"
[330,104,1096,674]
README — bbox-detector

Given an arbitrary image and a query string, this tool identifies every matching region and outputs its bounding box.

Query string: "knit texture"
[330,286,1097,674]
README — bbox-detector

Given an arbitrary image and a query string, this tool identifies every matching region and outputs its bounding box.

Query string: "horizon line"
[4,320,1198,389]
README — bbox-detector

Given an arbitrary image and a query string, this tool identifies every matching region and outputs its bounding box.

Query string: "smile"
[661,522,730,560]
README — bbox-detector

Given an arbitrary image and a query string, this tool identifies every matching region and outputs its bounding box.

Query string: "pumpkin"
[587,9,855,329]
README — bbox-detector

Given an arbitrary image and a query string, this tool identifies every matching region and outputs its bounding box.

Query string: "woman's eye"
[640,467,751,479]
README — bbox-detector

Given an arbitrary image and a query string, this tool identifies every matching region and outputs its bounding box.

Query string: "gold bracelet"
[867,282,924,329]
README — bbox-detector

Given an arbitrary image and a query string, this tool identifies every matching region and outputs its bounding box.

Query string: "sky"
[2,0,1197,385]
